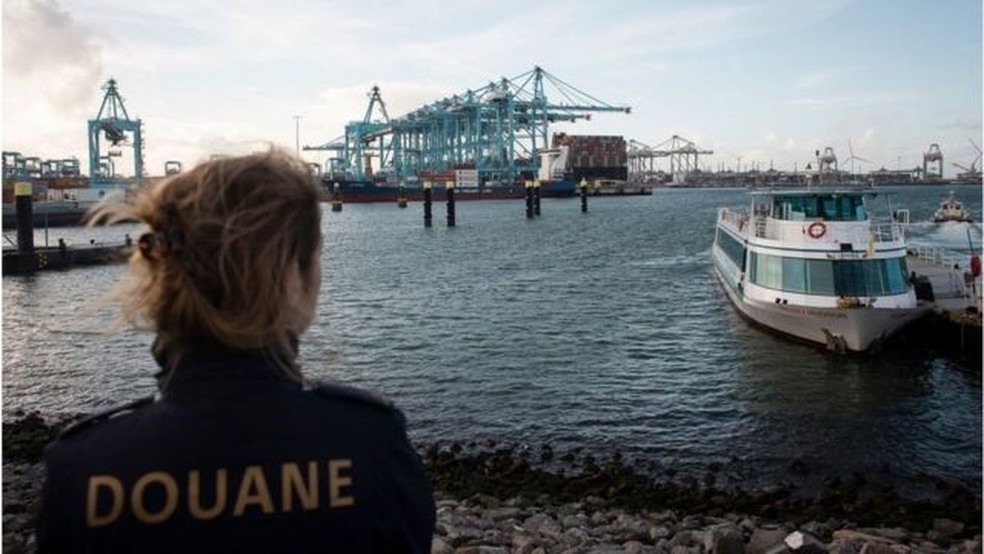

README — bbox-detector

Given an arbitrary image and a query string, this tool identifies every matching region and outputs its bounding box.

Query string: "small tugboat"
[712,186,925,353]
[932,191,972,223]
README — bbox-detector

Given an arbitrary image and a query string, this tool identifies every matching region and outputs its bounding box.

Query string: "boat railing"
[869,222,906,243]
[718,208,748,231]
[721,209,906,245]
[908,245,971,270]
[749,217,905,245]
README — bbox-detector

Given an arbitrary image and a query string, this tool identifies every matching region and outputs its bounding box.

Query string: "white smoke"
[2,0,105,164]
[3,0,105,113]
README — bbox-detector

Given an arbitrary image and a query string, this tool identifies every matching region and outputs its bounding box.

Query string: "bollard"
[533,181,541,217]
[446,182,456,227]
[397,183,408,208]
[423,181,433,227]
[525,181,534,219]
[330,182,343,212]
[15,182,34,254]
[579,179,588,213]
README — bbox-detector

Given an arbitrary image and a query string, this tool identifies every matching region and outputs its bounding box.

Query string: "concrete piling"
[423,181,433,227]
[580,179,588,213]
[15,182,34,255]
[446,182,456,227]
[330,182,343,212]
[533,181,541,216]
[397,183,408,208]
[525,181,534,219]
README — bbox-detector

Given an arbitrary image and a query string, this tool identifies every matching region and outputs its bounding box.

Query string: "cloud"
[791,72,834,91]
[3,0,105,112]
[785,91,911,109]
[856,128,876,149]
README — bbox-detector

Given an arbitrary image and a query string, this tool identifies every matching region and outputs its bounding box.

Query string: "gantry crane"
[922,143,944,181]
[627,135,713,183]
[88,78,143,187]
[952,139,981,183]
[305,66,630,184]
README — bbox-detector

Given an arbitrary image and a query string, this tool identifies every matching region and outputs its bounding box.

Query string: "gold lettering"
[131,472,179,524]
[188,469,228,520]
[86,475,124,527]
[328,459,354,508]
[233,466,274,516]
[281,462,318,512]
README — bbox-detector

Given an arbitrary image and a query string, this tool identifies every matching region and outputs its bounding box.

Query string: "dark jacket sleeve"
[379,412,436,553]
[36,446,73,554]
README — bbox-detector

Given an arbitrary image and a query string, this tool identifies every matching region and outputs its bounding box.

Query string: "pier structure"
[304,66,630,185]
[1,182,131,275]
[905,246,982,366]
[627,135,713,185]
[88,78,144,189]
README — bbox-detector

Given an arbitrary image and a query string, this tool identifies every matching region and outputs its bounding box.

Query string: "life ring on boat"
[971,255,981,278]
[807,221,827,239]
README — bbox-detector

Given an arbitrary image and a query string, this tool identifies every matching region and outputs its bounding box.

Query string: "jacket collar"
[153,336,302,398]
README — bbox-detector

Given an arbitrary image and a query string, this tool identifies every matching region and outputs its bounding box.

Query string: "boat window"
[749,253,908,296]
[760,254,783,290]
[822,196,838,220]
[806,259,835,295]
[885,258,908,293]
[833,259,862,295]
[782,258,807,293]
[716,229,745,268]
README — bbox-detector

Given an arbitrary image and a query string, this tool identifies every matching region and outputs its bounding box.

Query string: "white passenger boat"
[712,188,926,352]
[932,191,972,223]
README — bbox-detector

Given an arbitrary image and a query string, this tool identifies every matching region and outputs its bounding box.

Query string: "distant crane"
[815,147,838,183]
[88,78,143,187]
[305,66,630,184]
[627,135,713,184]
[922,143,944,181]
[164,160,183,175]
[952,138,982,183]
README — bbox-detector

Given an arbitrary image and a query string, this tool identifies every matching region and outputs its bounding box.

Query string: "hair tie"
[138,232,163,261]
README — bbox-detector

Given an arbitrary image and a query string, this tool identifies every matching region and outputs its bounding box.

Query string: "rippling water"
[3,185,981,498]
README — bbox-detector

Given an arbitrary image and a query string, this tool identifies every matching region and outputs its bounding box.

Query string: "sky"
[2,0,982,178]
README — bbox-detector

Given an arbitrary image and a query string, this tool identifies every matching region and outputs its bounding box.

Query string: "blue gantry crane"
[305,66,630,184]
[88,78,144,187]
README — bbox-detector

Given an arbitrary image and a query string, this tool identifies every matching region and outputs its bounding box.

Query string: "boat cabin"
[763,192,869,222]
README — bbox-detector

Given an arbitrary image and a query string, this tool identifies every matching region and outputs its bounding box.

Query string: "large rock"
[932,518,965,538]
[748,526,789,554]
[453,547,507,554]
[521,513,561,535]
[704,522,745,554]
[431,537,454,554]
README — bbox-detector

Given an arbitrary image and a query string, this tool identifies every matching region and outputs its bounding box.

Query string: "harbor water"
[2,185,981,500]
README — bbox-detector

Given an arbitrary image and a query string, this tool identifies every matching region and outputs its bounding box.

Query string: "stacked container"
[551,133,628,181]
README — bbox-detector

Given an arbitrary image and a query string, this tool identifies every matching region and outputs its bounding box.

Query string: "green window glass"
[748,253,908,296]
[806,259,835,295]
[782,257,807,293]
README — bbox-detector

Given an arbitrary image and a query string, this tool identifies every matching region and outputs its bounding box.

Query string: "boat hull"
[712,263,926,352]
[1,201,95,229]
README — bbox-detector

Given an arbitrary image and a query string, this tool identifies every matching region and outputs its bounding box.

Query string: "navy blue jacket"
[37,340,435,553]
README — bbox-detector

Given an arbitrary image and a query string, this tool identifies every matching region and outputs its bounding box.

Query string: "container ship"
[1,153,96,229]
[321,134,628,203]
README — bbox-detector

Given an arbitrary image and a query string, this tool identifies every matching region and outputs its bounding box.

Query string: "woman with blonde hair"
[37,150,435,553]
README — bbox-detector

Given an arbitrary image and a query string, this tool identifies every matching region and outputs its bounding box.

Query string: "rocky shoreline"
[4,414,981,553]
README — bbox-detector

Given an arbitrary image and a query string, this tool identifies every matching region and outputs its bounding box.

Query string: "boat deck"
[907,247,982,316]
